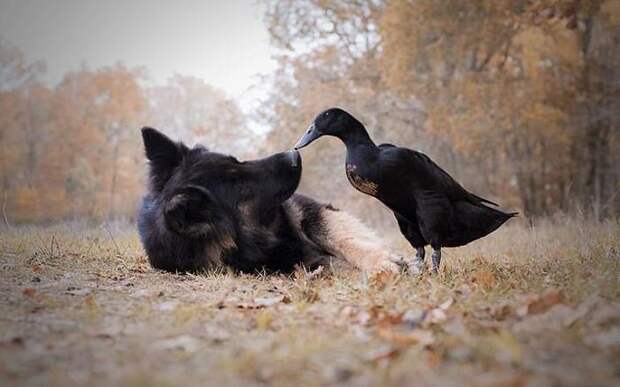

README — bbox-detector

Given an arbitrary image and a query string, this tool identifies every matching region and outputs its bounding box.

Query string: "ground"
[0,217,619,387]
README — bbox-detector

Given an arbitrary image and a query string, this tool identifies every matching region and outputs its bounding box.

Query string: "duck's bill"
[294,123,321,150]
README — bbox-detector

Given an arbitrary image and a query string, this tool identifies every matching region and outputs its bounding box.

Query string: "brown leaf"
[438,297,454,311]
[377,326,435,347]
[305,265,324,280]
[84,295,98,310]
[425,348,443,368]
[489,303,514,321]
[237,295,290,309]
[256,295,291,306]
[428,308,448,324]
[156,335,202,352]
[0,337,25,349]
[368,270,399,289]
[255,310,273,331]
[488,330,523,365]
[366,347,401,366]
[22,288,37,298]
[517,289,564,317]
[402,309,427,328]
[474,269,496,289]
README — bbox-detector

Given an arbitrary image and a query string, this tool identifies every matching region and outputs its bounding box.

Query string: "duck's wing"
[378,143,397,149]
[380,146,497,206]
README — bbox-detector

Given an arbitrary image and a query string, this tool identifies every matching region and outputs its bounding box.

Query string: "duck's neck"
[338,123,376,150]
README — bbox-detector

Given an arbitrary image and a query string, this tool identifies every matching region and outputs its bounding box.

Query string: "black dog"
[138,128,402,274]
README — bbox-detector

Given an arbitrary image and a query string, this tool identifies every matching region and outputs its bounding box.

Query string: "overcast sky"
[0,0,277,99]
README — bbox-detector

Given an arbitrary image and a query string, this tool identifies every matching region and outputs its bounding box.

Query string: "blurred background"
[0,0,618,230]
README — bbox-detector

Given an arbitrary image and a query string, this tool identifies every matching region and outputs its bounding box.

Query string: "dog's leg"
[316,207,403,273]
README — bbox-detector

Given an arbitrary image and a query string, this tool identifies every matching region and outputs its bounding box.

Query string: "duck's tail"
[445,202,518,247]
[469,192,499,207]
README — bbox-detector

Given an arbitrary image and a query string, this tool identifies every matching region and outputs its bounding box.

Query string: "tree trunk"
[108,140,119,220]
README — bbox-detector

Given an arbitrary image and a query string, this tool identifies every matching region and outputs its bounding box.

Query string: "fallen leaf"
[423,298,455,325]
[84,295,98,311]
[488,329,523,365]
[488,303,514,321]
[368,270,398,289]
[517,289,564,317]
[355,310,373,326]
[428,308,447,324]
[255,295,290,306]
[324,367,354,383]
[300,288,320,303]
[377,327,435,347]
[305,265,324,280]
[474,269,496,289]
[374,308,404,327]
[584,327,620,349]
[366,347,400,366]
[65,287,92,296]
[513,304,574,334]
[587,301,620,329]
[131,289,156,298]
[425,348,443,368]
[256,310,273,331]
[563,294,602,327]
[402,309,427,328]
[156,335,202,352]
[237,295,290,309]
[438,297,455,311]
[0,337,25,348]
[455,284,472,298]
[22,288,37,297]
[154,301,179,311]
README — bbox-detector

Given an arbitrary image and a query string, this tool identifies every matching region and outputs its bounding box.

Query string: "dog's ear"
[141,127,188,190]
[164,186,215,237]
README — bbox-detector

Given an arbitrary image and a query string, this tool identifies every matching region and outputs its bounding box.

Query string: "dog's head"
[141,127,302,239]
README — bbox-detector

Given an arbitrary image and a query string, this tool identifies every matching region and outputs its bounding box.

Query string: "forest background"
[1,0,618,229]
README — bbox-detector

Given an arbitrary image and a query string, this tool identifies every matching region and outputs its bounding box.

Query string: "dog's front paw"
[389,255,424,276]
[388,255,410,273]
[375,255,405,274]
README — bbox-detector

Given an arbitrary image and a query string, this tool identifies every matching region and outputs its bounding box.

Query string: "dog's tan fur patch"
[204,233,238,267]
[284,200,304,229]
[320,207,401,273]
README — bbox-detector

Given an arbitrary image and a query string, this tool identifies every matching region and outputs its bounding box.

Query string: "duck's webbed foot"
[431,247,441,274]
[406,247,425,275]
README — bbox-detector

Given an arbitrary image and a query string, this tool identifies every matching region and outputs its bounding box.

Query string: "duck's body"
[295,108,517,273]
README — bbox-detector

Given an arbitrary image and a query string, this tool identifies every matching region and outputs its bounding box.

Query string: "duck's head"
[294,107,361,149]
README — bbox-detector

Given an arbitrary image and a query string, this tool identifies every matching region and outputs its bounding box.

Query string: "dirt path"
[1,220,619,387]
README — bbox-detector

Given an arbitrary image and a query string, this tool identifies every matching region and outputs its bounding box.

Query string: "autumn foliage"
[260,0,620,222]
[1,1,619,224]
[0,40,250,223]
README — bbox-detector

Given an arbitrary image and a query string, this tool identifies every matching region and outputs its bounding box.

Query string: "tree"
[259,0,619,219]
[49,64,147,219]
[148,74,252,156]
[0,38,49,223]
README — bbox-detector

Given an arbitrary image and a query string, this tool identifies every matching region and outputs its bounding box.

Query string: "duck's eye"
[324,112,329,117]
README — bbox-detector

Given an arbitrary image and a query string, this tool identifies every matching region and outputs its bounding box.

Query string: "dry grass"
[0,217,619,387]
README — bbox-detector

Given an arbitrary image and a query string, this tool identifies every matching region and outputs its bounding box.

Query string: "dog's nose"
[286,150,300,167]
